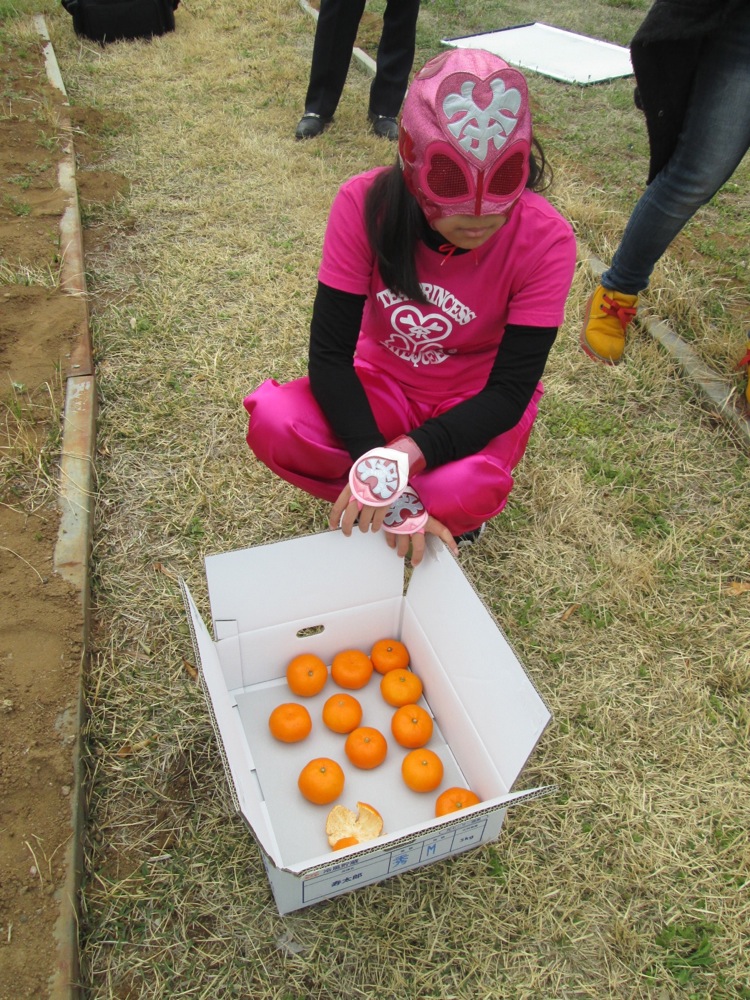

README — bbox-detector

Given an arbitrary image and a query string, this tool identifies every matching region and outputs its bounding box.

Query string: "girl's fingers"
[330,486,355,532]
[356,505,376,532]
[408,533,426,565]
[336,503,459,565]
[369,507,388,532]
[426,516,458,556]
[331,489,388,538]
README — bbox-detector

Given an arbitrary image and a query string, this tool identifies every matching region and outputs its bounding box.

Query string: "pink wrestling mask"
[399,48,532,223]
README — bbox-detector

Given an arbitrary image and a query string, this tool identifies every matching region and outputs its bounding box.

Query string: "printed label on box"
[301,816,488,904]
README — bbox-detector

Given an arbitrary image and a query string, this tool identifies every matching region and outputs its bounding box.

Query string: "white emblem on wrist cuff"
[383,486,429,534]
[349,447,410,507]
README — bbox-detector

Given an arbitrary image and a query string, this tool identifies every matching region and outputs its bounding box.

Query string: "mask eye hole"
[487,150,526,197]
[426,153,470,199]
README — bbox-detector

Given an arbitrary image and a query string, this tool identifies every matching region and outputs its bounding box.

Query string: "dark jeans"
[304,0,421,119]
[603,4,750,294]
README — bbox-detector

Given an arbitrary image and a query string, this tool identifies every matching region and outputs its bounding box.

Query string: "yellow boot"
[580,284,638,365]
[737,339,750,407]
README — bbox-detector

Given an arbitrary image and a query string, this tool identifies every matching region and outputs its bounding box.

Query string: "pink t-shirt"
[318,168,576,404]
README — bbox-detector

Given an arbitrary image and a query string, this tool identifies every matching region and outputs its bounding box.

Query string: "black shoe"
[453,524,487,549]
[295,113,332,140]
[368,111,399,140]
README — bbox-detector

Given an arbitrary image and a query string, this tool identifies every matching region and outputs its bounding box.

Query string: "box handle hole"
[296,625,324,638]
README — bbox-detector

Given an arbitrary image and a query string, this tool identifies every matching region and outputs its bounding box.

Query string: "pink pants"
[243,362,542,537]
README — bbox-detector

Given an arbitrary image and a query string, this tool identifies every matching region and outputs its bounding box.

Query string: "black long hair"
[364,136,552,303]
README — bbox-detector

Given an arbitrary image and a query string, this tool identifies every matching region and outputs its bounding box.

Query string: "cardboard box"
[183,530,552,914]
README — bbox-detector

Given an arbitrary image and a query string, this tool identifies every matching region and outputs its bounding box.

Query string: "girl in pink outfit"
[245,48,576,565]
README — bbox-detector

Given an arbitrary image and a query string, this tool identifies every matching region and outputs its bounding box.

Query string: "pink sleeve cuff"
[388,435,426,476]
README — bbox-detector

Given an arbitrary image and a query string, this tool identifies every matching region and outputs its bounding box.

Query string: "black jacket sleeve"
[409,321,556,466]
[308,280,556,468]
[307,281,385,460]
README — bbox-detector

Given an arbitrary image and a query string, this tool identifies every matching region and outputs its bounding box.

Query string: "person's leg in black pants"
[296,0,420,139]
[369,0,421,118]
[303,0,366,120]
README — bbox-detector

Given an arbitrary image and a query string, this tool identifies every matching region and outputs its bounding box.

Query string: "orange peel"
[325,801,384,849]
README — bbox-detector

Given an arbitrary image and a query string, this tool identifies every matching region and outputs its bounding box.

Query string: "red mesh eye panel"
[426,153,470,199]
[487,150,525,197]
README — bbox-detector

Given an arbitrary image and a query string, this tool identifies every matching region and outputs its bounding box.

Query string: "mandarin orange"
[322,693,363,734]
[267,702,312,743]
[390,703,433,748]
[401,748,443,793]
[331,648,373,689]
[435,787,481,817]
[286,652,328,697]
[332,836,359,850]
[370,638,410,674]
[344,726,388,770]
[297,757,345,805]
[380,667,423,707]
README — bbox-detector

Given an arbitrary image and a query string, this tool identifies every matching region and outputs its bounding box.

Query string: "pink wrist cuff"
[382,485,429,535]
[349,447,410,507]
[388,435,427,476]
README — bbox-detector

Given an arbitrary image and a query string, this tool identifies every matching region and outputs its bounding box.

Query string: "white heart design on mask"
[443,77,522,162]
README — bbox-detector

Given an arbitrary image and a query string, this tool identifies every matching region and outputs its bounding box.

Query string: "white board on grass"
[442,22,633,85]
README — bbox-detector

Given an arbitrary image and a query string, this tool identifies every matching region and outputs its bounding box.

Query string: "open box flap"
[404,538,551,788]
[285,783,557,875]
[224,600,404,690]
[371,782,557,857]
[181,581,281,858]
[205,530,404,635]
[205,531,407,689]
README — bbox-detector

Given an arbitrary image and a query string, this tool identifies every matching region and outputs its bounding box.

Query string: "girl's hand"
[330,484,389,536]
[384,516,458,566]
[331,485,458,565]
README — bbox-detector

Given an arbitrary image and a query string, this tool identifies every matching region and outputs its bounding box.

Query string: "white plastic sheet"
[442,22,633,85]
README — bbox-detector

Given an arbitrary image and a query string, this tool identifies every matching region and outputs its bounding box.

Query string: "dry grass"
[19,0,750,996]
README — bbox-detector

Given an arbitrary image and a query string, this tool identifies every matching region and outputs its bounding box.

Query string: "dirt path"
[0,36,123,1000]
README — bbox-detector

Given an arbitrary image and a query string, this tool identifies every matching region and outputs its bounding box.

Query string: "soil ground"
[0,40,123,1000]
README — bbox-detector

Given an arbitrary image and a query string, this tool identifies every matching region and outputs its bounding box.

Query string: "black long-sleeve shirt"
[308,234,557,468]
